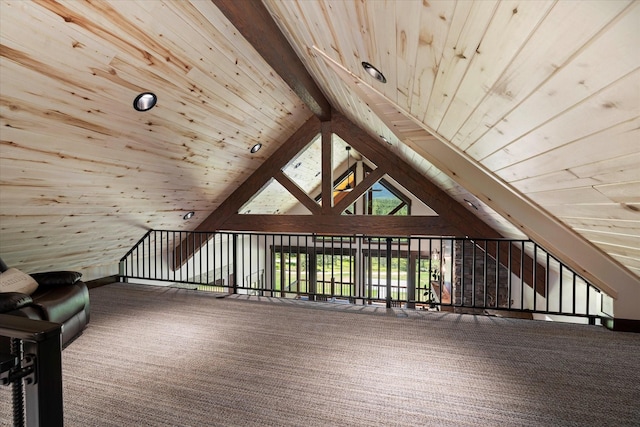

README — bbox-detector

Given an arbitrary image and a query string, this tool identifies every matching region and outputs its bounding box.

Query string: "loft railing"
[119,230,612,324]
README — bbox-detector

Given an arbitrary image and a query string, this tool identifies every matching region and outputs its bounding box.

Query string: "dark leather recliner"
[0,257,90,348]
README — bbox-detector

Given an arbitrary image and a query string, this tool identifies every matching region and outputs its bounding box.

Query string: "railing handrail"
[120,229,153,261]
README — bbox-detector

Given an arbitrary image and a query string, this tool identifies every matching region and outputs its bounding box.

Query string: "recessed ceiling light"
[133,92,157,111]
[380,135,391,145]
[250,143,262,153]
[362,62,386,83]
[183,211,195,220]
[464,199,478,210]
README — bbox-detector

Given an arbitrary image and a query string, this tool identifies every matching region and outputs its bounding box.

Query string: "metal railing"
[120,230,611,323]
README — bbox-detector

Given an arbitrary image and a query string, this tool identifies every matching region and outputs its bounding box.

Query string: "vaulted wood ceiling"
[0,1,638,310]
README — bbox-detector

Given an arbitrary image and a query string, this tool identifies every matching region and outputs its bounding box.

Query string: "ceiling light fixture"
[380,135,391,145]
[464,199,478,210]
[362,62,386,83]
[250,143,262,153]
[183,211,195,220]
[133,92,157,111]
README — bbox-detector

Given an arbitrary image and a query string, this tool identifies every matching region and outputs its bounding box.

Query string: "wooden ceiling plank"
[497,117,640,182]
[0,7,117,71]
[512,170,601,194]
[579,232,640,252]
[437,0,555,142]
[550,204,640,221]
[0,65,299,164]
[212,0,331,121]
[139,2,308,132]
[572,152,640,182]
[332,1,374,84]
[563,218,640,234]
[367,0,397,103]
[528,187,615,206]
[453,0,633,151]
[408,0,457,119]
[593,182,640,204]
[2,3,308,145]
[33,0,194,78]
[1,92,292,173]
[586,240,640,260]
[482,69,640,171]
[393,0,422,109]
[422,0,499,130]
[470,5,640,162]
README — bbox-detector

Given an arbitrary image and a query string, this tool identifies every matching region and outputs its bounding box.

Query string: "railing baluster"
[546,252,550,313]
[456,240,467,307]
[507,242,512,309]
[571,273,577,314]
[558,263,563,314]
[533,243,538,311]
[495,240,499,308]
[483,240,488,308]
[585,277,590,317]
[520,241,525,310]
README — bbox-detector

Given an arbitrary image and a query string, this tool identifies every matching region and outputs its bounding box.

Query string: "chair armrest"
[0,292,33,313]
[30,271,82,288]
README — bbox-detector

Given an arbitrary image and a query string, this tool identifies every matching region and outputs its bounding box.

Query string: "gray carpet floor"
[2,282,639,426]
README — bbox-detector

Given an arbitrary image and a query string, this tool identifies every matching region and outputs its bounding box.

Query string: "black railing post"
[507,242,512,309]
[407,253,416,309]
[459,239,465,307]
[386,237,392,308]
[533,244,538,311]
[232,233,238,294]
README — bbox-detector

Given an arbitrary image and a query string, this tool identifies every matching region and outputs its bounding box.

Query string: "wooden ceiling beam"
[332,112,499,239]
[321,121,334,213]
[174,116,321,266]
[331,112,546,295]
[332,167,386,215]
[198,115,320,232]
[212,0,331,121]
[220,215,458,236]
[274,170,322,215]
